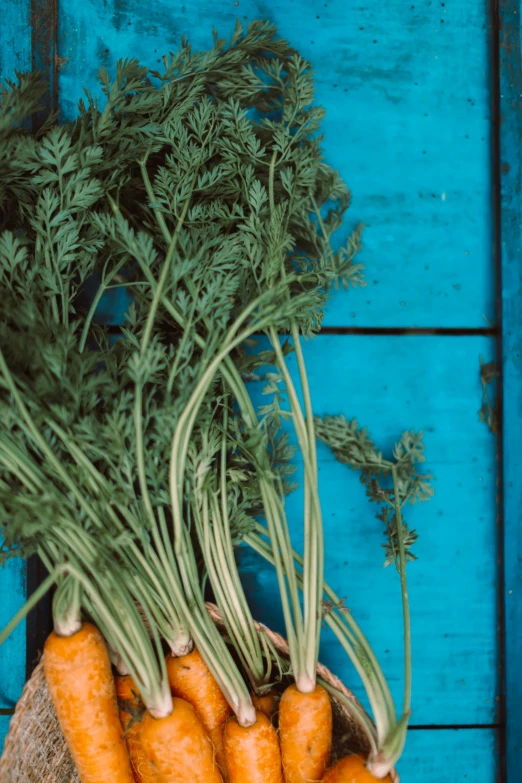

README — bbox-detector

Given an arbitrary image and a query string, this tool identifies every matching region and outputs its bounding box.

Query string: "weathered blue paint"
[241,334,498,730]
[57,0,495,328]
[0,0,31,754]
[0,0,31,77]
[499,0,522,779]
[404,727,498,781]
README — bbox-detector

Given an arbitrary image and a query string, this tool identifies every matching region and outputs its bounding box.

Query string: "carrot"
[44,623,135,783]
[166,648,232,776]
[224,709,283,783]
[251,691,275,719]
[115,675,160,783]
[166,647,232,728]
[322,755,393,782]
[279,682,332,783]
[140,696,223,783]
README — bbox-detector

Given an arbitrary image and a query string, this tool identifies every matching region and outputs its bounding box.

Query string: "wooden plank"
[401,727,498,781]
[57,0,494,327]
[0,0,32,754]
[499,0,522,778]
[0,0,31,77]
[0,559,27,750]
[240,334,499,727]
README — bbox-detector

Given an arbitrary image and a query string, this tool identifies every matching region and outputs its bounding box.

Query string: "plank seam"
[490,1,507,782]
[408,724,502,731]
[104,325,498,337]
[319,327,497,336]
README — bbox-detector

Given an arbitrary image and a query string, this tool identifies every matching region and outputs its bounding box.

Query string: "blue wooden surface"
[0,0,31,752]
[404,728,498,781]
[0,0,31,75]
[0,2,506,780]
[500,0,522,779]
[57,0,495,328]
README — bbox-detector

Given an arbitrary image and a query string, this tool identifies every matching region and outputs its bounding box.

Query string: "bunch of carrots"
[0,20,433,783]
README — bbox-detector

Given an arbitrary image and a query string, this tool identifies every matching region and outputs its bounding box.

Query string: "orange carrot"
[279,683,332,783]
[251,691,275,719]
[224,709,283,783]
[115,675,160,783]
[166,648,232,729]
[140,696,223,783]
[166,648,232,776]
[44,623,135,783]
[323,755,393,782]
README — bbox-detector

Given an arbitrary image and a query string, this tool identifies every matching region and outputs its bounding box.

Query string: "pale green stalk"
[391,466,412,721]
[244,530,395,745]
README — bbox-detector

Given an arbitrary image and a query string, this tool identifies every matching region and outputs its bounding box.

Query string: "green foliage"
[0,20,362,602]
[479,355,499,436]
[314,415,434,568]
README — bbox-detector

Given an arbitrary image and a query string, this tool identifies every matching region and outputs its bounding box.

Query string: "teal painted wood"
[0,0,31,77]
[0,559,27,751]
[240,335,499,726]
[0,0,31,754]
[57,0,494,328]
[403,728,498,781]
[499,0,522,778]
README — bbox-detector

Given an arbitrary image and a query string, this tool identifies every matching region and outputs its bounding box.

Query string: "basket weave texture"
[0,604,398,782]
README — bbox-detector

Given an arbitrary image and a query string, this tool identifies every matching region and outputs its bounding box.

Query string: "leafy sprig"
[314,415,433,567]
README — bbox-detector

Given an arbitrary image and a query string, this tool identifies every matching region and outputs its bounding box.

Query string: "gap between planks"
[105,325,498,337]
[408,724,502,731]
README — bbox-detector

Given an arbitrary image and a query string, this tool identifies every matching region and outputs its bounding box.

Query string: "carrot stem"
[319,679,378,756]
[52,576,82,637]
[244,529,396,743]
[391,466,412,719]
[292,323,323,671]
[269,325,324,690]
[259,525,396,730]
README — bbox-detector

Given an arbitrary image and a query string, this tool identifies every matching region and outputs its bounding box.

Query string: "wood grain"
[401,727,498,781]
[0,0,31,77]
[499,0,522,778]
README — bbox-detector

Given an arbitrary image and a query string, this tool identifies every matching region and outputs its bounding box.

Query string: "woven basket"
[0,604,399,782]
